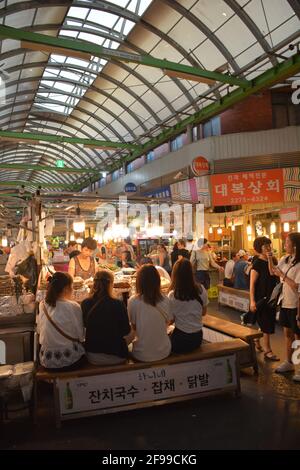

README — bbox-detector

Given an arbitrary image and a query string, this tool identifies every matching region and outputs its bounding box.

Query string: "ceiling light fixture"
[246,219,252,235]
[73,205,85,233]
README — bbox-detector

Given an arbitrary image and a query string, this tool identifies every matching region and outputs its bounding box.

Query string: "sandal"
[264,351,280,361]
[254,340,263,352]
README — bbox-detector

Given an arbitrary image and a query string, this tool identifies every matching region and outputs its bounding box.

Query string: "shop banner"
[211,169,284,206]
[142,185,171,199]
[170,176,210,206]
[58,355,236,416]
[284,167,300,202]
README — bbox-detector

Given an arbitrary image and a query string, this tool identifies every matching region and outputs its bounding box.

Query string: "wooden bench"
[218,284,250,312]
[203,314,263,373]
[34,339,248,428]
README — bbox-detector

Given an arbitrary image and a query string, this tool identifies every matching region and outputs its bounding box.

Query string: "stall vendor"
[68,237,98,280]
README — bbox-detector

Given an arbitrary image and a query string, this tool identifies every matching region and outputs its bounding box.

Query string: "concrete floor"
[1,302,300,450]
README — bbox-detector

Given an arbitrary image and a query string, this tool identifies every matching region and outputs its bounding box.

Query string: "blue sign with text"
[124,182,137,193]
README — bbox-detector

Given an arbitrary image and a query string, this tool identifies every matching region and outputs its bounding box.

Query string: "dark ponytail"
[91,269,114,302]
[45,272,73,307]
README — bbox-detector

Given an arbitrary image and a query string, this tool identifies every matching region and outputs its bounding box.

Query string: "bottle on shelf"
[226,359,233,384]
[64,382,73,410]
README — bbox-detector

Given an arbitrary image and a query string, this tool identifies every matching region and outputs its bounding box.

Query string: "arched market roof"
[0,0,299,191]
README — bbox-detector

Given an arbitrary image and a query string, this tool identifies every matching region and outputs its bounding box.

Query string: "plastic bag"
[15,255,38,294]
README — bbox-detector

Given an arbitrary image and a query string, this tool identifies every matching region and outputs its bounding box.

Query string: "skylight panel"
[68,7,89,20]
[87,10,119,28]
[60,30,79,38]
[123,20,135,35]
[138,0,153,15]
[78,32,105,45]
[33,1,153,116]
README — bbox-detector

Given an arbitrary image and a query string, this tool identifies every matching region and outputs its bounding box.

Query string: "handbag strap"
[42,301,81,343]
[155,304,169,323]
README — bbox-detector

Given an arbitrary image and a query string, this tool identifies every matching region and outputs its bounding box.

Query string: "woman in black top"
[81,270,133,365]
[171,242,179,267]
[250,237,279,361]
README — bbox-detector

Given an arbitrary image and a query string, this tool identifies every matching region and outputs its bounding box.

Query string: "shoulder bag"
[42,301,81,343]
[268,262,294,309]
[155,304,169,323]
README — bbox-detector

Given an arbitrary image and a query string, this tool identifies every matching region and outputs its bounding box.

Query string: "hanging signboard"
[57,355,237,419]
[191,156,210,176]
[284,167,300,202]
[279,206,298,223]
[124,182,137,193]
[211,169,284,206]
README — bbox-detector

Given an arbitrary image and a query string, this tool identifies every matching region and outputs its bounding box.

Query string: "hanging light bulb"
[283,222,290,233]
[1,236,8,247]
[231,219,235,232]
[247,235,252,242]
[76,237,83,244]
[217,226,223,235]
[297,221,300,232]
[73,205,85,233]
[246,219,252,235]
[70,233,75,241]
[208,225,213,234]
[270,221,276,234]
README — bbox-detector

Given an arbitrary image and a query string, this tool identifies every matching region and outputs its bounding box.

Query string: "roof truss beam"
[0,130,139,151]
[0,25,250,88]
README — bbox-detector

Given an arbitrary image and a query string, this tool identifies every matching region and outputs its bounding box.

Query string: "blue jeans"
[195,270,210,290]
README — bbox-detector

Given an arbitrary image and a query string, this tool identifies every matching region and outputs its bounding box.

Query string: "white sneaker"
[292,374,300,382]
[275,361,295,373]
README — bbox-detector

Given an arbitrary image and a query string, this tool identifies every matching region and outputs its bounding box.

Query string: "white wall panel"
[96,126,300,196]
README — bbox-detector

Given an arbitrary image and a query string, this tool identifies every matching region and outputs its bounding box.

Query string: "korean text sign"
[58,355,236,416]
[211,169,284,206]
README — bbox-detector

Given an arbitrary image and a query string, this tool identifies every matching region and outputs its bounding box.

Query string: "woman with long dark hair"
[38,272,85,370]
[158,244,171,274]
[249,237,279,361]
[81,270,133,365]
[168,259,207,353]
[128,264,172,362]
[273,232,300,379]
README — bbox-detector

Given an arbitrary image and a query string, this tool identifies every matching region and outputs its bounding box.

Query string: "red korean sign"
[191,156,210,176]
[211,169,284,206]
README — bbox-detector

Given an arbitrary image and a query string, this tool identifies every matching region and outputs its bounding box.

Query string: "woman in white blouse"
[168,258,207,353]
[128,264,172,362]
[273,233,300,380]
[38,272,85,370]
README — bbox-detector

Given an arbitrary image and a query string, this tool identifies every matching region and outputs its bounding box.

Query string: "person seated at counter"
[138,257,171,282]
[117,250,135,269]
[233,250,250,290]
[177,239,190,261]
[168,259,207,353]
[223,251,238,287]
[121,238,136,262]
[81,270,133,366]
[128,264,173,362]
[68,237,98,280]
[65,241,80,260]
[37,272,85,370]
[158,243,171,274]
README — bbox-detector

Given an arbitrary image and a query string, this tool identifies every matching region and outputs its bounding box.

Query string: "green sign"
[56,160,65,168]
